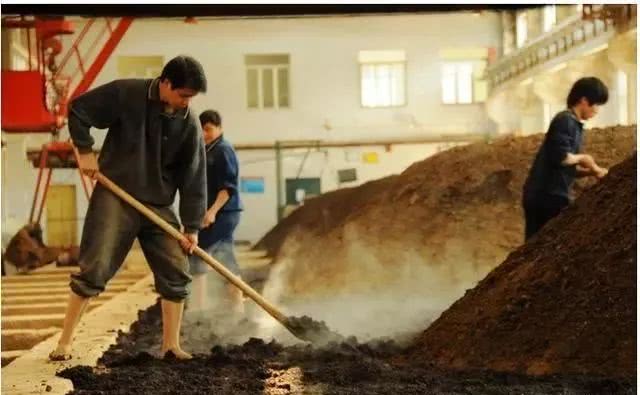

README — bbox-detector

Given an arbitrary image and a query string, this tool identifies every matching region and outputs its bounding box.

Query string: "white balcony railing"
[486,5,636,91]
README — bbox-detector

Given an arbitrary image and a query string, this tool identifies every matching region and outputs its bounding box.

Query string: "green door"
[285,178,321,205]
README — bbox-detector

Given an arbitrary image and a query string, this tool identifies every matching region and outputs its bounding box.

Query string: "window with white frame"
[245,54,290,110]
[516,11,528,48]
[441,60,487,104]
[543,5,557,33]
[359,50,406,108]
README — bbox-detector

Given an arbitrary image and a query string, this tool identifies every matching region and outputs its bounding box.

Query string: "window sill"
[360,104,408,109]
[441,102,485,106]
[246,107,292,111]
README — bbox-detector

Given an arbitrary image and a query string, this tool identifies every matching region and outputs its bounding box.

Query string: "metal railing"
[52,17,133,101]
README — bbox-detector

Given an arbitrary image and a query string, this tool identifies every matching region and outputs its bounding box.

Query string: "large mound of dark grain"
[407,154,637,378]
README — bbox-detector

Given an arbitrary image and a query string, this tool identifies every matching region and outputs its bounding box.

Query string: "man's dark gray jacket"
[68,78,206,233]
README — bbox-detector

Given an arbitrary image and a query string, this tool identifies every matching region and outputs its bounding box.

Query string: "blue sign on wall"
[240,177,265,194]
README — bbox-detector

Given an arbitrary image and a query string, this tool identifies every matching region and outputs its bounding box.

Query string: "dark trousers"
[70,184,191,301]
[523,193,569,241]
[189,211,241,276]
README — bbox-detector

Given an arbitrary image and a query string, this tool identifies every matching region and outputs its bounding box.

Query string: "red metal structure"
[1,18,73,132]
[1,16,133,238]
[2,16,132,133]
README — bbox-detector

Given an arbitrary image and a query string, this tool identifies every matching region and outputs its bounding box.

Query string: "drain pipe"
[275,141,283,221]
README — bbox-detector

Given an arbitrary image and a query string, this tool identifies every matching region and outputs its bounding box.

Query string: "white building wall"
[92,14,501,141]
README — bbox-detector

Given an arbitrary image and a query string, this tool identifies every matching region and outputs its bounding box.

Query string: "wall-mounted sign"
[362,152,379,164]
[240,177,265,193]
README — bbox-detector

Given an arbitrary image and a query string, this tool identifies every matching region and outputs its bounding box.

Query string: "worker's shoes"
[49,344,72,361]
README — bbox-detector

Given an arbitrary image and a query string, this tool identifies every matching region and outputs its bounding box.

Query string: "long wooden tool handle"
[95,173,289,325]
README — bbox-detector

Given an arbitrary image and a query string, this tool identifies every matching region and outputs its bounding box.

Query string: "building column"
[507,83,544,136]
[533,72,568,129]
[486,88,521,135]
[607,30,637,124]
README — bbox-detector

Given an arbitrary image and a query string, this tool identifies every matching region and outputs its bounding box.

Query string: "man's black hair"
[199,109,222,127]
[160,55,207,93]
[566,77,608,108]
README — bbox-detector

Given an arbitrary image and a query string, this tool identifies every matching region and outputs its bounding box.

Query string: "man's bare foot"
[49,344,72,361]
[161,347,192,360]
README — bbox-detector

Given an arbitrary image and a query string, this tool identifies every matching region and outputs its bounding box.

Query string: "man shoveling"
[49,56,208,361]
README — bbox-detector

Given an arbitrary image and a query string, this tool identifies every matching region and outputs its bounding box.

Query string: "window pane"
[361,62,406,107]
[277,67,289,108]
[375,65,392,107]
[441,64,457,104]
[391,63,405,105]
[262,68,274,108]
[456,63,473,104]
[361,64,377,107]
[246,68,259,108]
